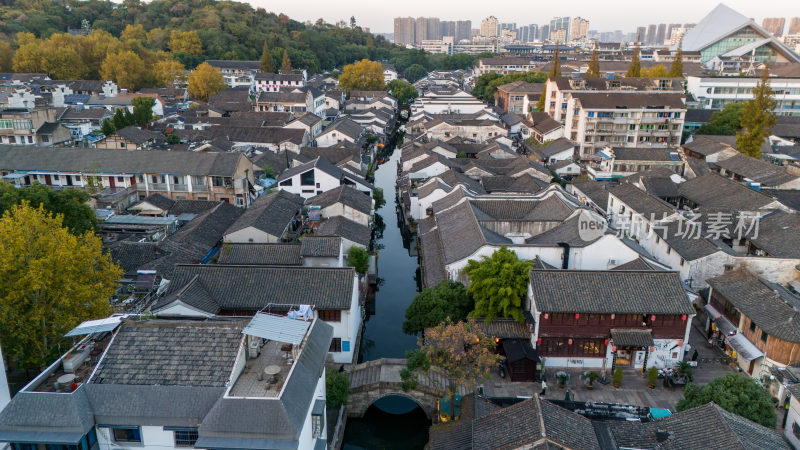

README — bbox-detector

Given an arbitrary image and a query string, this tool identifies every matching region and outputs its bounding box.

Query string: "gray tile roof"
[0,388,94,444]
[217,243,302,265]
[608,402,788,449]
[300,236,341,257]
[481,174,549,193]
[474,319,530,339]
[713,153,798,187]
[307,185,373,215]
[529,269,694,315]
[154,264,356,313]
[609,183,676,218]
[113,126,164,144]
[573,92,685,109]
[678,172,778,210]
[536,137,576,158]
[611,328,654,347]
[277,156,373,190]
[571,180,611,211]
[708,270,800,343]
[316,216,372,247]
[136,193,175,211]
[0,146,248,176]
[611,257,658,271]
[92,320,244,387]
[682,136,732,157]
[610,147,679,162]
[109,242,169,273]
[419,225,447,288]
[225,190,304,238]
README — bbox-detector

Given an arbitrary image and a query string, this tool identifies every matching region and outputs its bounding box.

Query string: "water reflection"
[342,396,430,450]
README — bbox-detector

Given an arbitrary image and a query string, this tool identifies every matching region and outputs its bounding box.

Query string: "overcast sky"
[247,1,800,34]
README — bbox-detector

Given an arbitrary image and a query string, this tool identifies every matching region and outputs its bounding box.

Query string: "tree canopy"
[472,71,547,104]
[677,374,776,428]
[586,43,600,78]
[260,40,274,73]
[668,48,684,78]
[0,182,98,235]
[338,59,385,93]
[403,281,474,335]
[386,79,418,105]
[326,370,350,408]
[132,96,155,125]
[401,319,499,419]
[346,246,370,275]
[626,45,642,77]
[0,203,121,369]
[696,102,745,136]
[404,64,428,83]
[736,67,777,158]
[464,247,532,322]
[188,61,226,102]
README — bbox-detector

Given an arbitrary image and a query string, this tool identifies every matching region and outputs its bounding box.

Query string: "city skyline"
[248,0,799,33]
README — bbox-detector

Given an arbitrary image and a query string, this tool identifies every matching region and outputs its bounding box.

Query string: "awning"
[704,304,737,336]
[65,315,126,337]
[502,339,540,363]
[611,328,654,348]
[727,333,765,362]
[242,312,311,345]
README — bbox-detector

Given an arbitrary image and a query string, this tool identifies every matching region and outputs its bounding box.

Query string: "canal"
[342,146,430,448]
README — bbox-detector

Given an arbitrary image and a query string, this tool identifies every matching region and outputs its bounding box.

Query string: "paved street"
[483,320,736,411]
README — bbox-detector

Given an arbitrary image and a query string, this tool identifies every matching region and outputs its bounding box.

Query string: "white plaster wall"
[785,396,800,449]
[297,367,327,450]
[223,227,278,244]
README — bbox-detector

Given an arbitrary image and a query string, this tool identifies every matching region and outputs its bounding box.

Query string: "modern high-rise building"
[427,17,441,40]
[415,17,428,41]
[550,29,568,43]
[570,17,589,42]
[441,21,456,39]
[501,23,517,32]
[550,17,571,43]
[790,17,800,35]
[481,16,500,38]
[636,26,647,43]
[655,23,667,46]
[456,20,472,42]
[762,17,786,36]
[393,17,416,45]
[646,24,657,45]
[540,24,550,41]
[529,24,539,42]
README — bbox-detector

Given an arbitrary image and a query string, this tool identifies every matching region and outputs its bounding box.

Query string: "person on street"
[540,379,547,396]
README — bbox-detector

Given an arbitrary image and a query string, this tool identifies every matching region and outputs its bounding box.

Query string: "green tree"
[0,203,121,369]
[346,246,369,275]
[641,64,668,78]
[403,281,474,335]
[372,187,386,209]
[0,183,98,235]
[400,319,499,420]
[736,67,777,158]
[404,64,428,83]
[464,247,532,322]
[260,41,274,73]
[696,102,745,136]
[677,374,776,428]
[338,59,385,93]
[326,370,350,407]
[549,45,562,78]
[668,47,684,78]
[167,133,180,144]
[112,108,128,130]
[586,43,600,78]
[101,119,115,136]
[280,49,292,73]
[132,96,155,126]
[386,79,418,105]
[626,45,642,77]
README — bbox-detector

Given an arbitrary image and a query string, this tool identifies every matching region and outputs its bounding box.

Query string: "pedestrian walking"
[540,380,547,396]
[692,349,699,361]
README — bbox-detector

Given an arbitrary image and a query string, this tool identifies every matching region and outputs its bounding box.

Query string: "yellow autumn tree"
[79,30,124,79]
[188,62,226,101]
[0,203,121,369]
[338,58,385,94]
[169,30,203,56]
[40,33,86,79]
[121,24,147,42]
[641,64,668,78]
[153,59,186,87]
[100,50,147,90]
[0,41,14,72]
[12,33,45,73]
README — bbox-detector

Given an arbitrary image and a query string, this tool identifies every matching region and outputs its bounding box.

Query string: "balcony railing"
[150,183,168,191]
[170,184,189,192]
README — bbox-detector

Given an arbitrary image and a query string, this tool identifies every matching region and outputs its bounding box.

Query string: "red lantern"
[649,346,655,352]
[568,338,573,345]
[682,314,687,321]
[494,337,500,343]
[575,313,580,320]
[536,338,542,345]
[612,345,617,352]
[651,315,656,322]
[604,339,609,346]
[610,314,615,320]
[544,313,549,320]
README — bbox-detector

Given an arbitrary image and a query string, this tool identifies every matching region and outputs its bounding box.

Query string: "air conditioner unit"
[608,259,619,266]
[248,338,260,359]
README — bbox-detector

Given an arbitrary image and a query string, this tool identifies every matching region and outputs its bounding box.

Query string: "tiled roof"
[529,269,694,314]
[608,402,788,449]
[678,172,777,210]
[225,190,303,238]
[611,257,658,271]
[474,319,530,339]
[571,180,610,210]
[109,242,168,273]
[217,243,302,265]
[609,183,676,217]
[154,264,356,313]
[0,146,248,177]
[481,174,549,193]
[316,216,372,247]
[300,236,341,257]
[611,328,654,347]
[572,92,685,109]
[712,153,798,187]
[708,270,800,342]
[535,137,575,158]
[610,147,678,162]
[307,185,372,215]
[137,193,175,211]
[114,126,164,144]
[92,320,244,387]
[746,211,800,258]
[682,136,732,157]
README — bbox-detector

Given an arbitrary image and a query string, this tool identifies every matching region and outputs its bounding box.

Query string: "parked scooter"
[498,361,506,379]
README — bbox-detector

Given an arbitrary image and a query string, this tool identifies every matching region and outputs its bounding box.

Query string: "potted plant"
[676,361,693,382]
[557,372,568,389]
[647,367,658,389]
[585,371,599,390]
[613,368,623,388]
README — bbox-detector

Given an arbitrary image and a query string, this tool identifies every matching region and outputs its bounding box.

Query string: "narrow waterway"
[342,146,429,449]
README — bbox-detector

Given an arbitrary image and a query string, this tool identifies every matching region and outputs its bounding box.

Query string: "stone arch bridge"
[347,358,469,419]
